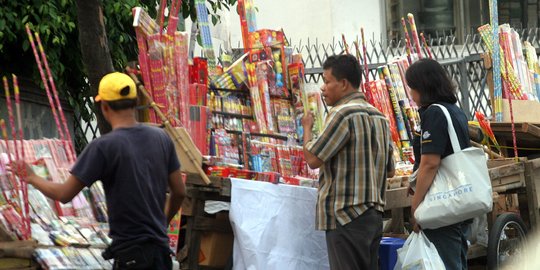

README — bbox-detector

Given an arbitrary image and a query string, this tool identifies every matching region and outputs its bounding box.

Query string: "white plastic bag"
[394,231,446,270]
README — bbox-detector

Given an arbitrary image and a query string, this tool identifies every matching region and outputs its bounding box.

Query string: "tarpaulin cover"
[230,178,329,270]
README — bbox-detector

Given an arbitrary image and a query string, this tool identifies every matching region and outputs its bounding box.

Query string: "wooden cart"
[383,158,537,269]
[178,174,233,270]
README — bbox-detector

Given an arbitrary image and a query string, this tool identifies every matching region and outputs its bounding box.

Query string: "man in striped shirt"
[302,54,394,270]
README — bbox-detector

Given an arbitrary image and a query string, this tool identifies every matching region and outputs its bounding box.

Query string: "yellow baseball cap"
[95,72,137,102]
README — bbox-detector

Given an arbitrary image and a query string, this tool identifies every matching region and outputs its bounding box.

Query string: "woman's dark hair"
[323,54,363,89]
[103,98,138,111]
[405,58,457,106]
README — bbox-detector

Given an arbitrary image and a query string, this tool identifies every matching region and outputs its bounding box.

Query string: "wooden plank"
[0,241,37,250]
[0,227,16,242]
[467,243,487,259]
[0,258,33,269]
[491,122,540,140]
[488,162,525,179]
[181,197,194,217]
[523,123,540,138]
[487,158,527,168]
[186,194,205,270]
[385,187,411,210]
[529,157,540,170]
[194,216,232,233]
[192,193,231,203]
[525,160,540,229]
[199,266,225,270]
[489,162,526,188]
[186,174,225,187]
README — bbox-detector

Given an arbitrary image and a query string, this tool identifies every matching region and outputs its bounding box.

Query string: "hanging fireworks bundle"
[25,25,74,165]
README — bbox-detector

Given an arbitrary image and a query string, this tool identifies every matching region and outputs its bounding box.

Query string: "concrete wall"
[186,0,386,53]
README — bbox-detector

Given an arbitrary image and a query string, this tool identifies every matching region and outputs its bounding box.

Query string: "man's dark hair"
[405,58,457,106]
[322,54,363,89]
[104,98,138,111]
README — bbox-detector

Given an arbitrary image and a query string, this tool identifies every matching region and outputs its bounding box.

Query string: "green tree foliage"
[0,0,237,123]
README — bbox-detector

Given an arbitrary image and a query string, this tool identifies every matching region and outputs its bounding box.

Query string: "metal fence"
[293,28,540,120]
[72,28,540,152]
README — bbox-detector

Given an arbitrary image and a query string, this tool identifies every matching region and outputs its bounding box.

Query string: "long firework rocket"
[361,28,370,84]
[407,13,423,59]
[158,0,167,34]
[174,32,189,126]
[162,34,177,125]
[25,25,69,164]
[12,75,30,239]
[341,34,349,54]
[133,7,157,123]
[501,35,519,162]
[132,7,159,36]
[0,119,14,205]
[3,77,19,162]
[195,0,218,76]
[380,66,409,145]
[478,25,523,102]
[504,78,519,160]
[369,80,401,150]
[395,59,420,126]
[353,40,361,60]
[420,33,433,59]
[12,75,24,163]
[34,32,76,162]
[524,41,540,98]
[490,0,502,121]
[167,0,182,35]
[353,41,364,92]
[147,34,168,125]
[0,120,20,206]
[3,76,25,235]
[388,64,414,140]
[401,18,413,64]
[499,31,522,100]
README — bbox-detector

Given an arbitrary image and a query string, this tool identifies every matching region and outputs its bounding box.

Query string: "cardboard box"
[501,99,540,124]
[199,232,234,267]
[198,213,233,268]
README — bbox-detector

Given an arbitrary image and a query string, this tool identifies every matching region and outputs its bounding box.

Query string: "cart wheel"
[487,213,527,270]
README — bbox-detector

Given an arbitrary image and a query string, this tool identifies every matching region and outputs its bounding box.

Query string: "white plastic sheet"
[230,178,329,270]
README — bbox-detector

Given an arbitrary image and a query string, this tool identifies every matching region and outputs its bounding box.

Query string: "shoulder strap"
[431,104,462,153]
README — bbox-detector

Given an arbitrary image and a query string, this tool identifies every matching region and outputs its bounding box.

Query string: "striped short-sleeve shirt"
[306,92,391,231]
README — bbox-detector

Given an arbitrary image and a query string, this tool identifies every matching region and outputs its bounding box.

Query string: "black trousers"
[325,208,383,270]
[111,243,172,270]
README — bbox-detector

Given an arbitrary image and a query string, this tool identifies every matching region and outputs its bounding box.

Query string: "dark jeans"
[325,208,383,270]
[423,221,471,270]
[112,244,172,270]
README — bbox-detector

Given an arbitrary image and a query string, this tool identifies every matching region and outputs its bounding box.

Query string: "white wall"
[186,0,385,53]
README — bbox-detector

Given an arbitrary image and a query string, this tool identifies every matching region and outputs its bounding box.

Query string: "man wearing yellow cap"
[13,72,186,269]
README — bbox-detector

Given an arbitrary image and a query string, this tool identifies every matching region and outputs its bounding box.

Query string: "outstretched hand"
[9,160,35,181]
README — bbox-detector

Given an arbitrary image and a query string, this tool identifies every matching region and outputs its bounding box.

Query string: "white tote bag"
[414,104,493,229]
[394,231,446,270]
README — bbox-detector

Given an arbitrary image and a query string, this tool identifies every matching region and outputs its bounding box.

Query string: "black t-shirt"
[71,124,180,248]
[413,102,470,169]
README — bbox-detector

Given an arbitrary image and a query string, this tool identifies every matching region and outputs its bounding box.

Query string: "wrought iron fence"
[294,28,540,121]
[72,28,540,152]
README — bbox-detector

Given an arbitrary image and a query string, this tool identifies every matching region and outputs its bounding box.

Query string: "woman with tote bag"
[406,58,479,270]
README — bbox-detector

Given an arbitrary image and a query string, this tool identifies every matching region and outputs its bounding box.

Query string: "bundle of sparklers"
[0,25,78,240]
[341,14,431,163]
